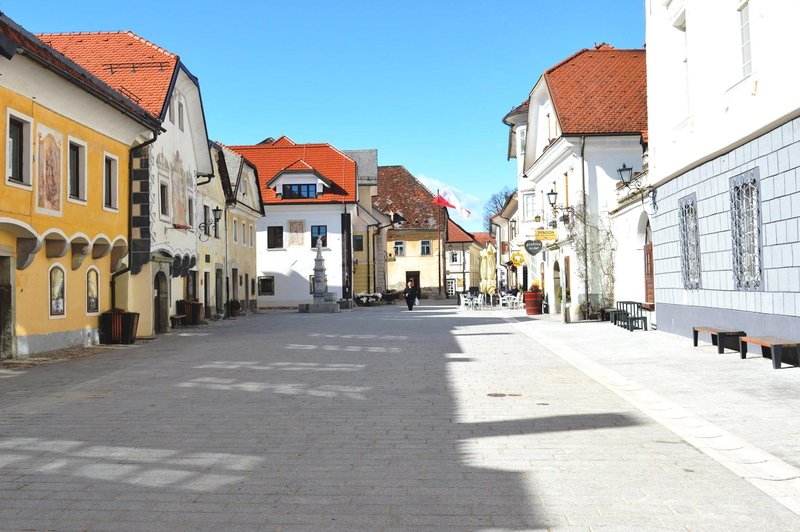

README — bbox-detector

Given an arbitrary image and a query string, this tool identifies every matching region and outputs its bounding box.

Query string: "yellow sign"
[535,229,558,241]
[510,252,525,267]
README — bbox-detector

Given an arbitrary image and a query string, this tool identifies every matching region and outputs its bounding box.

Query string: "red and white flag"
[432,194,456,209]
[441,188,472,218]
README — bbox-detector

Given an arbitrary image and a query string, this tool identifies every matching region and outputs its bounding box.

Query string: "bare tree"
[483,187,514,230]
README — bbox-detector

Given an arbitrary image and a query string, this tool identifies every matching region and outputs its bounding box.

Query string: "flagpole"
[437,190,442,296]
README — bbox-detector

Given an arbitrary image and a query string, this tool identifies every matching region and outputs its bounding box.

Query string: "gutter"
[111,130,161,309]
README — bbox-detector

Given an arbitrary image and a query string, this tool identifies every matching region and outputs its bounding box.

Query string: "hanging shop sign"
[510,252,526,267]
[535,228,557,241]
[524,240,543,255]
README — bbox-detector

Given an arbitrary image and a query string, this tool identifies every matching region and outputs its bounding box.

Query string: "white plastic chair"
[458,293,471,310]
[472,293,484,310]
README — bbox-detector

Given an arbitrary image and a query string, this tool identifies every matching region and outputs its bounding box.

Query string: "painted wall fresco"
[37,125,62,214]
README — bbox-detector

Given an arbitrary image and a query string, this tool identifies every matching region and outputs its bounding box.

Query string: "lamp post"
[617,162,657,213]
[198,205,222,242]
[546,189,574,227]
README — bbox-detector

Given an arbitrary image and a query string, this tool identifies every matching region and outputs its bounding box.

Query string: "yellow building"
[0,15,160,358]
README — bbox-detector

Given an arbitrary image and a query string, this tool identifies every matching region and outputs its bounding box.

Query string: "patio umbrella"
[485,243,497,295]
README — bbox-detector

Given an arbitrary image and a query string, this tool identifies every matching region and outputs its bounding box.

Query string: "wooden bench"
[169,314,187,328]
[692,326,746,354]
[738,336,800,369]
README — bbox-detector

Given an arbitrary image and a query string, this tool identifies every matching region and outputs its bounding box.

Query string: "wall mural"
[171,150,189,226]
[37,125,63,214]
[50,266,65,316]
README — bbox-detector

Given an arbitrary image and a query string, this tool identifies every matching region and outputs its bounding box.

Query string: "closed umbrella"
[479,248,489,294]
[486,243,497,296]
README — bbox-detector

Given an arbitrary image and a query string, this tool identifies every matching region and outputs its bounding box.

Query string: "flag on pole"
[432,194,456,209]
[441,188,472,218]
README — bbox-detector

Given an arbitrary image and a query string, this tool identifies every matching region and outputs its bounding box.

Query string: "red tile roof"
[544,46,647,136]
[228,137,357,205]
[37,31,179,118]
[473,232,495,248]
[446,219,474,244]
[502,100,529,125]
[374,166,443,230]
[0,16,159,130]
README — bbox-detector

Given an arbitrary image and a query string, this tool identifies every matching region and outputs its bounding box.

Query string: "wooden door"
[644,242,655,303]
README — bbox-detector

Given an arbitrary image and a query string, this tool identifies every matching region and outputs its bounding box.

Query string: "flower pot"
[523,290,543,315]
[99,311,140,344]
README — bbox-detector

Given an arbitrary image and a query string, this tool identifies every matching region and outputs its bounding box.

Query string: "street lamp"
[198,205,222,242]
[617,163,658,213]
[546,189,574,227]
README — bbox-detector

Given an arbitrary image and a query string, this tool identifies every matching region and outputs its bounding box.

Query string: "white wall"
[646,0,800,183]
[256,204,354,307]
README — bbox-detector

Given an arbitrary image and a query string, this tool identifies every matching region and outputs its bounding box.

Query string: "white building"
[646,0,800,336]
[229,137,358,308]
[504,45,648,321]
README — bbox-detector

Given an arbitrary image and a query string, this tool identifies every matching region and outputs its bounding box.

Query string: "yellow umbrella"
[485,243,497,295]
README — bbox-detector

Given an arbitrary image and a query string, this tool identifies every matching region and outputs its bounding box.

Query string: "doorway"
[154,271,169,334]
[204,271,211,318]
[0,256,12,359]
[405,271,420,295]
[232,268,239,302]
[215,268,224,318]
[644,221,655,304]
[552,261,561,314]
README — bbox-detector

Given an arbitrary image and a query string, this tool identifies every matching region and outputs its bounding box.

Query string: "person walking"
[403,280,418,311]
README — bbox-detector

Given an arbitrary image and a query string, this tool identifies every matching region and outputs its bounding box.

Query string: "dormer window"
[282,184,317,199]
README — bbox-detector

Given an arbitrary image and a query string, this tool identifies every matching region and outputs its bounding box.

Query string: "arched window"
[87,268,99,314]
[49,264,66,317]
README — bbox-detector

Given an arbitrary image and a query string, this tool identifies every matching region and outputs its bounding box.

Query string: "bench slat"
[740,336,800,347]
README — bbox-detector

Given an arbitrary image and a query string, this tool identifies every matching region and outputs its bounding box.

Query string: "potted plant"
[99,308,140,344]
[381,289,397,304]
[228,299,241,317]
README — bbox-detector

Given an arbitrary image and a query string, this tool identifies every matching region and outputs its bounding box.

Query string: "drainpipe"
[111,130,160,310]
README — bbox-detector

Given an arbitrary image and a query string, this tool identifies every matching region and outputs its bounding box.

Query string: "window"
[730,168,762,290]
[518,126,527,156]
[188,197,194,227]
[522,193,536,220]
[168,98,175,123]
[233,220,238,242]
[449,250,461,264]
[86,268,99,314]
[679,193,701,289]
[739,2,752,77]
[178,102,184,131]
[258,276,274,296]
[103,154,118,209]
[68,139,86,201]
[214,209,220,239]
[250,225,254,247]
[421,240,432,256]
[203,205,211,236]
[49,264,65,317]
[311,225,327,248]
[267,226,283,248]
[394,241,405,256]
[159,179,170,218]
[282,184,316,199]
[353,235,364,252]
[7,111,32,186]
[242,223,246,245]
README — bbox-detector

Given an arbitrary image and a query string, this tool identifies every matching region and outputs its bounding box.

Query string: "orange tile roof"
[544,46,647,136]
[37,31,179,118]
[473,232,495,248]
[446,219,474,244]
[228,138,357,205]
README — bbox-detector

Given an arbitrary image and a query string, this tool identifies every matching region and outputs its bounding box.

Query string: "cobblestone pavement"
[0,304,798,531]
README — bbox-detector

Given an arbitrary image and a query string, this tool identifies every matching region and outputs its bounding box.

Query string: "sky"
[3,0,645,232]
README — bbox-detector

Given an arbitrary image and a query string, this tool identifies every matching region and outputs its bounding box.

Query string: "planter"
[99,311,139,344]
[187,302,203,325]
[523,290,543,315]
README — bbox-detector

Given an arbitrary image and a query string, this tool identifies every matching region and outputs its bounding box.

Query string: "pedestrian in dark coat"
[403,280,418,311]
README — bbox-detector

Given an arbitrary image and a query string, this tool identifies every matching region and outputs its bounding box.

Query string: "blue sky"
[4,1,645,231]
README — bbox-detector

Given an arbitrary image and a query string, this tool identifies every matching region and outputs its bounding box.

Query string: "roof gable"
[446,219,475,244]
[38,30,179,118]
[228,141,356,205]
[544,47,647,136]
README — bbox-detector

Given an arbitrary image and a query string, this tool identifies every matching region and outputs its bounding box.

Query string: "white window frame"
[159,176,170,221]
[48,263,66,319]
[421,240,432,256]
[102,152,119,212]
[86,266,100,316]
[739,1,752,78]
[67,136,87,204]
[168,98,175,124]
[522,193,536,221]
[178,101,185,132]
[394,241,405,257]
[449,250,461,265]
[6,108,33,189]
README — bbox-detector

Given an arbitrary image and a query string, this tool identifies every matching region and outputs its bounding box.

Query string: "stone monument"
[298,239,340,313]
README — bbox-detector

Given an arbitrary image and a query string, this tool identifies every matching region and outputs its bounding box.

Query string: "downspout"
[581,135,589,310]
[111,130,160,310]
